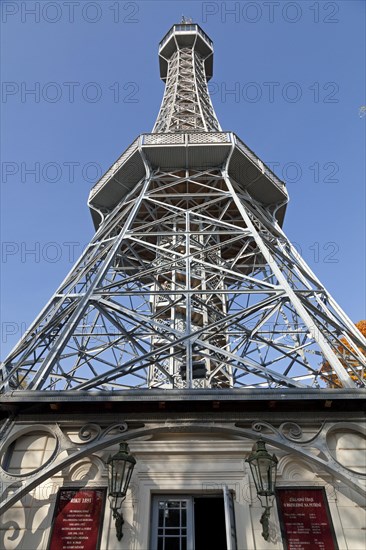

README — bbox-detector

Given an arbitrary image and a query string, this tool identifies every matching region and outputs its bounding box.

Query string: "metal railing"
[89,132,286,202]
[159,24,213,52]
[234,136,286,190]
[142,132,230,146]
[89,137,139,201]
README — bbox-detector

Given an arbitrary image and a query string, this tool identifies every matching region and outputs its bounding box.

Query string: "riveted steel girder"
[1,22,365,392]
[1,164,365,391]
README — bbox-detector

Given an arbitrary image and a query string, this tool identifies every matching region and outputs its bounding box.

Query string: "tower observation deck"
[1,23,365,392]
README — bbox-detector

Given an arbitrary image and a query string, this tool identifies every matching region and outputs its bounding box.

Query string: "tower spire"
[153,23,221,133]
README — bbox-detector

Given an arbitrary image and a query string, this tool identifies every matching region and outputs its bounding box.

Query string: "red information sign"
[276,488,338,550]
[48,487,106,550]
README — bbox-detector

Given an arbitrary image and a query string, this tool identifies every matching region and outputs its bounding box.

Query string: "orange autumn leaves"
[321,321,366,387]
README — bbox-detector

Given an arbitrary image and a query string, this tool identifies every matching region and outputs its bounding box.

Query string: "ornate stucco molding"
[0,418,364,515]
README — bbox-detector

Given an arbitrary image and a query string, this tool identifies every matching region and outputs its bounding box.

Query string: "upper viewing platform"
[158,22,214,82]
[89,20,288,224]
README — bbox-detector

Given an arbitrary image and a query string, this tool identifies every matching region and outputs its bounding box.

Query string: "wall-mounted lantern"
[246,439,278,541]
[107,442,136,541]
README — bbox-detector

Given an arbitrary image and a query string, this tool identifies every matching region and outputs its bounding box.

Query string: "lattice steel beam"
[1,23,365,392]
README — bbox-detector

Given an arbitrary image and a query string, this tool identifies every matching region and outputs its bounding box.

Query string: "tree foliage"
[321,321,366,387]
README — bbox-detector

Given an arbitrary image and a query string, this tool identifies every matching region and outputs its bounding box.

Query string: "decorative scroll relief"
[0,425,58,477]
[0,422,129,484]
[326,427,366,475]
[65,456,106,482]
[250,420,366,480]
[252,420,323,444]
[277,456,321,482]
[78,422,128,444]
[0,420,365,516]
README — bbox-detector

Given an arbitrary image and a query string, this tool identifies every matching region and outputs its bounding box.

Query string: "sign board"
[276,488,338,550]
[48,487,106,550]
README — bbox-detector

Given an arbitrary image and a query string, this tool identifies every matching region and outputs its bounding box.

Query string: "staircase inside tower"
[144,169,233,388]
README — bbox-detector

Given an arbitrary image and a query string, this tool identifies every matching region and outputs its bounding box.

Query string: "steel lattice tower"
[1,23,365,392]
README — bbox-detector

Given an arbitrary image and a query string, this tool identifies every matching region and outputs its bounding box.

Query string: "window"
[152,497,192,550]
[151,487,237,550]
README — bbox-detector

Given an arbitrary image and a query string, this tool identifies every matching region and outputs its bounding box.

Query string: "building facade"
[1,22,365,550]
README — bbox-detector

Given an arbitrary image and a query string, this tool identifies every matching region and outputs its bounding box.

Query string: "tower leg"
[1,168,365,391]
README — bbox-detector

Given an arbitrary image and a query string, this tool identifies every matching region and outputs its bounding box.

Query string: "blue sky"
[1,0,365,357]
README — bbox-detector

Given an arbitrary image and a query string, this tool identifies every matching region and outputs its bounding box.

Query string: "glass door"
[151,490,237,550]
[151,496,194,550]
